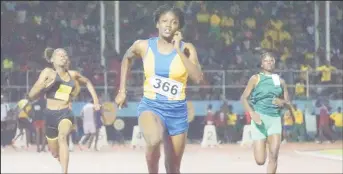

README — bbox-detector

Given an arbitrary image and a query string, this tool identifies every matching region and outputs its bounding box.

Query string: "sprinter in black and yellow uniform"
[17,48,100,173]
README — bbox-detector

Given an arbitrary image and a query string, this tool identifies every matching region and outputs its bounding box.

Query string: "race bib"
[54,84,72,101]
[271,74,281,86]
[150,75,183,99]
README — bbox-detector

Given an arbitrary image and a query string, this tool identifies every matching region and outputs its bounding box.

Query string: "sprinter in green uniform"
[241,50,292,174]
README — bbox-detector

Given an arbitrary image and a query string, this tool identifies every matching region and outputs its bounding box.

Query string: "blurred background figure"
[205,104,215,125]
[215,111,227,144]
[32,95,47,152]
[80,99,98,151]
[330,107,343,140]
[316,103,336,144]
[14,94,34,150]
[292,104,307,142]
[1,93,10,151]
[226,105,238,143]
[283,109,294,143]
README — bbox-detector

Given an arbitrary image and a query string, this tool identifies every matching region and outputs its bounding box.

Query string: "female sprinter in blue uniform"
[18,48,100,173]
[115,5,203,174]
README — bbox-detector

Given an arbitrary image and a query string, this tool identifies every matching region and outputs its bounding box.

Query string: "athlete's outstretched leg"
[139,111,164,174]
[267,134,281,174]
[164,133,187,174]
[253,139,267,165]
[57,119,73,174]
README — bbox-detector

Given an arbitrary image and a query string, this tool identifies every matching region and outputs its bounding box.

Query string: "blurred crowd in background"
[1,1,343,102]
[1,97,342,152]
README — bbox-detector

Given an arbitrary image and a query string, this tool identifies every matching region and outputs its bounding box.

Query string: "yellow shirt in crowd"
[196,12,210,23]
[270,19,283,30]
[279,30,292,42]
[227,113,237,125]
[293,109,304,124]
[245,17,256,29]
[175,1,186,9]
[210,14,221,26]
[316,65,336,82]
[221,30,234,46]
[283,111,294,126]
[220,16,234,28]
[295,82,305,96]
[265,29,278,41]
[3,58,14,70]
[304,52,314,60]
[330,112,343,127]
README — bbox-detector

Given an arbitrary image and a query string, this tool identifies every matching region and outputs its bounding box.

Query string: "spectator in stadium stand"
[282,109,295,142]
[79,99,98,151]
[316,60,337,84]
[209,10,221,40]
[226,105,238,143]
[292,105,307,142]
[316,103,336,144]
[15,93,34,150]
[32,95,47,152]
[1,95,10,151]
[1,2,343,101]
[1,103,18,151]
[294,79,306,99]
[215,111,228,144]
[329,107,343,140]
[205,104,215,125]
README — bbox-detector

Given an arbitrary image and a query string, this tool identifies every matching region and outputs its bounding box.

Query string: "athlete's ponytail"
[44,47,54,63]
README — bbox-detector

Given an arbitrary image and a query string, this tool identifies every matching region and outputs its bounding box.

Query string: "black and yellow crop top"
[45,72,76,101]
